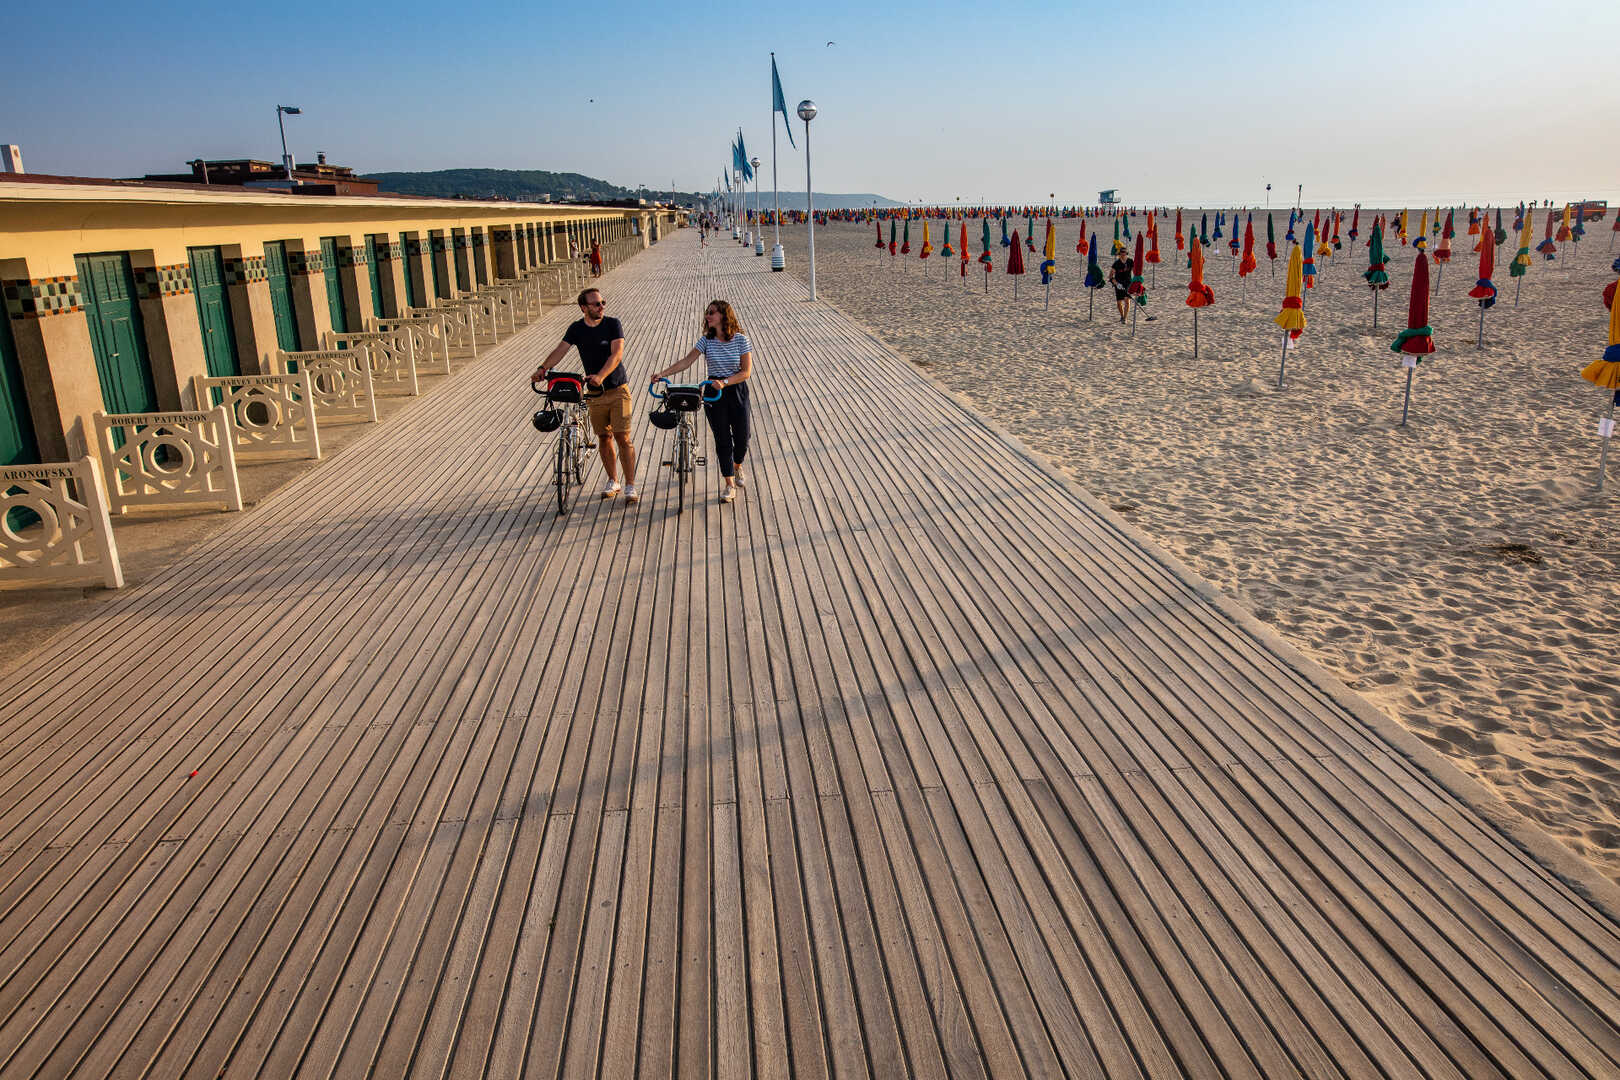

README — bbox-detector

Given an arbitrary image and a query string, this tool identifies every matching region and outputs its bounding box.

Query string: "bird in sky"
[826,41,836,46]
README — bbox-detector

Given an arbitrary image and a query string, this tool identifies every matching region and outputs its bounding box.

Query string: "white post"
[805,118,816,301]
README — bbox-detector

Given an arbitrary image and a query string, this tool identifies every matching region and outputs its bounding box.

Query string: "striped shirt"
[694,332,751,380]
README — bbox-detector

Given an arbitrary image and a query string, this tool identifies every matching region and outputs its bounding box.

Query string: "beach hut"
[1274,244,1307,387]
[1007,229,1026,298]
[1083,235,1105,320]
[1581,272,1620,488]
[1468,221,1498,348]
[1393,251,1436,426]
[1186,236,1214,357]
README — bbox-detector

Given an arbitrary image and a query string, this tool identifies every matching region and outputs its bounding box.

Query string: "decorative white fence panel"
[191,371,322,461]
[94,406,244,514]
[408,304,477,357]
[0,457,123,589]
[272,348,379,424]
[496,276,542,320]
[443,295,501,344]
[366,313,452,375]
[484,285,523,335]
[321,328,420,396]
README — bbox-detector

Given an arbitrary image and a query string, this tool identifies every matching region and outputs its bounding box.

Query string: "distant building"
[1,145,22,173]
[141,155,379,195]
[1098,189,1119,205]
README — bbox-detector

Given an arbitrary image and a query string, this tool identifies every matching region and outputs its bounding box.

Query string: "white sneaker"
[601,481,621,499]
[623,485,639,504]
[720,486,737,503]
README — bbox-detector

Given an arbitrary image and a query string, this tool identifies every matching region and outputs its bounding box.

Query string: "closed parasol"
[1394,251,1435,425]
[1580,272,1620,488]
[1274,243,1306,386]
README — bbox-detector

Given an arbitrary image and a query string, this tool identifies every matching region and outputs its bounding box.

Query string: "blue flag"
[772,55,796,148]
[737,130,753,182]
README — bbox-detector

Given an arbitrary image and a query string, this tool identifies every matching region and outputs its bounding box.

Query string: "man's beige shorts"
[587,384,633,436]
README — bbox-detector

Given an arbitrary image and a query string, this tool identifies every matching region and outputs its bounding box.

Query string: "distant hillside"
[364,168,695,205]
[362,168,902,211]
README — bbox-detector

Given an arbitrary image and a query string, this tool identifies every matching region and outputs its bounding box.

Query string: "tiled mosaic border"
[3,277,82,320]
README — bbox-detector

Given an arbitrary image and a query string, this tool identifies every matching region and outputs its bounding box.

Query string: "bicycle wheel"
[676,424,690,513]
[571,412,586,486]
[555,426,574,515]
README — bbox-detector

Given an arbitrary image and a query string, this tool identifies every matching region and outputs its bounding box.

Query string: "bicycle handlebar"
[532,372,585,394]
[648,376,723,404]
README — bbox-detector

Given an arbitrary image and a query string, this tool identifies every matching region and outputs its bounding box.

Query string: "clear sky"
[7,0,1618,207]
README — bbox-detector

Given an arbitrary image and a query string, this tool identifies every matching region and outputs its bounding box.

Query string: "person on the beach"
[532,287,638,503]
[1109,252,1134,323]
[651,299,753,504]
[589,239,603,277]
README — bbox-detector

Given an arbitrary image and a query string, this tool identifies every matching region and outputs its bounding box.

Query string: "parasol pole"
[1477,305,1485,350]
[1130,298,1138,337]
[1045,278,1050,310]
[1514,276,1522,308]
[1400,357,1416,426]
[1600,392,1617,491]
[1276,331,1288,388]
[1088,287,1094,321]
[1193,307,1199,358]
[1373,289,1379,330]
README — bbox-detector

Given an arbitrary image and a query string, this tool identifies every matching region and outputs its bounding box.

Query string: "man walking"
[532,287,638,502]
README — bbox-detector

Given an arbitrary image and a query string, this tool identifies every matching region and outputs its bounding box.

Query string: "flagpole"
[771,54,782,268]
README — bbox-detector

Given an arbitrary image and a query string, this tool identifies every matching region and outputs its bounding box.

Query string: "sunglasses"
[583,299,605,308]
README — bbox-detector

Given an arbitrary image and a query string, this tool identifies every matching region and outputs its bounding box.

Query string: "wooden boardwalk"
[2,234,1620,1079]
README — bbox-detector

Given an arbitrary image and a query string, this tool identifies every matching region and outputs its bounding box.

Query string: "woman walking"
[652,300,753,503]
[589,239,604,277]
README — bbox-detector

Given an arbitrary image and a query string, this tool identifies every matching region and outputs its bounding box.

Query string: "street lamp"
[276,105,301,181]
[751,156,764,255]
[797,100,818,300]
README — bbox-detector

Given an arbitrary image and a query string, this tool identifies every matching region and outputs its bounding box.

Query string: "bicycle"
[648,378,721,513]
[532,372,592,515]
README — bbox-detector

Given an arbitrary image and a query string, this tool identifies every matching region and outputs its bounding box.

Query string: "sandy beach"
[776,211,1620,880]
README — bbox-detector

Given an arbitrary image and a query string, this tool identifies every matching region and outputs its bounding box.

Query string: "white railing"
[366,313,453,376]
[321,327,420,396]
[408,304,478,357]
[445,293,502,343]
[94,406,244,515]
[271,348,379,424]
[191,371,322,461]
[0,456,123,589]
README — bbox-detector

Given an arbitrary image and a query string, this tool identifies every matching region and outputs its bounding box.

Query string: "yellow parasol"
[1274,244,1306,387]
[1415,209,1429,251]
[1581,276,1620,390]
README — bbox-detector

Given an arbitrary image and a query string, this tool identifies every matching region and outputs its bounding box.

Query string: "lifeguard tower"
[1099,189,1120,205]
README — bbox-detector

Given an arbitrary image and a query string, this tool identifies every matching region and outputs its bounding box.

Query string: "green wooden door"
[188,246,240,377]
[400,234,420,308]
[365,236,385,318]
[264,241,301,351]
[430,235,446,299]
[320,237,348,333]
[0,315,37,467]
[77,252,157,416]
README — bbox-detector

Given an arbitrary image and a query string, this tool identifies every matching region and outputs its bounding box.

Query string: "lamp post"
[276,105,301,181]
[752,157,764,255]
[798,100,818,300]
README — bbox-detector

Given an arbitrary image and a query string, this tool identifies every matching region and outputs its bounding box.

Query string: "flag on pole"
[771,56,797,148]
[737,131,753,181]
